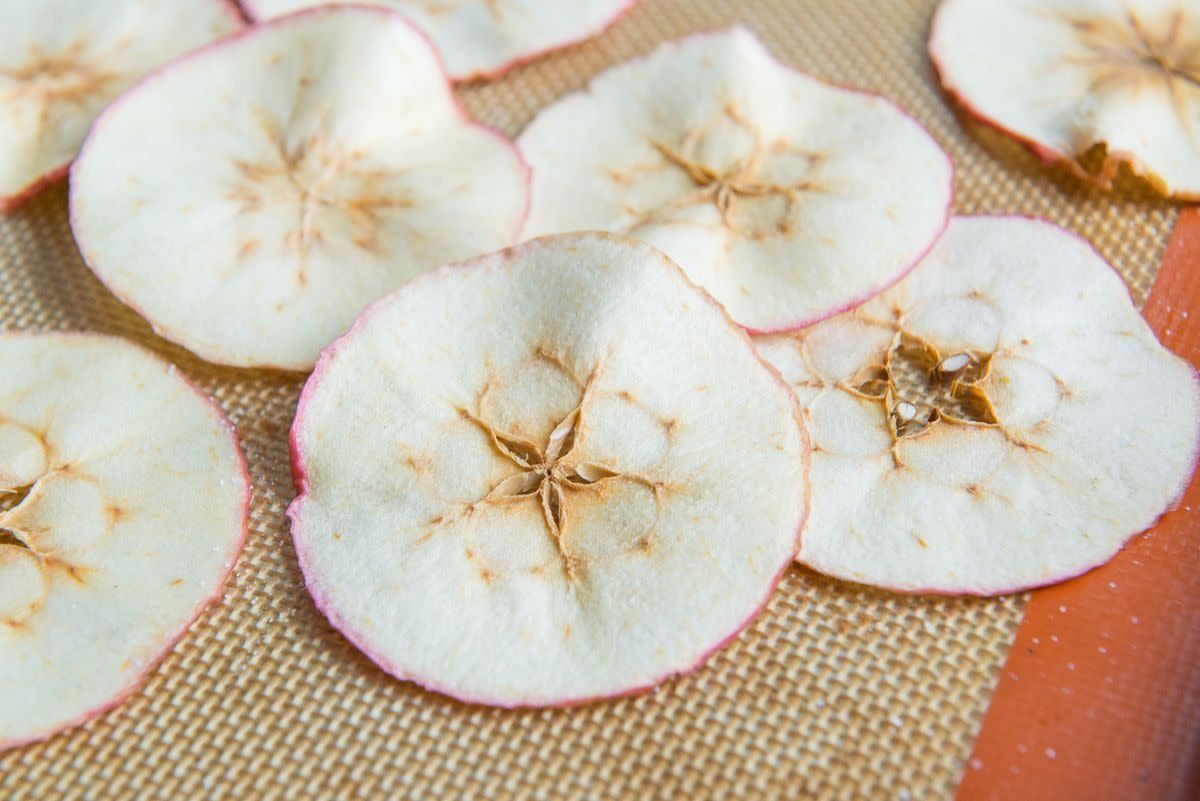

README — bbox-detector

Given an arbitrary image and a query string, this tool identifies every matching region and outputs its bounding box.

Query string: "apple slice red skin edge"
[516,26,957,336]
[286,236,811,708]
[733,56,956,336]
[0,332,251,753]
[67,5,531,372]
[235,0,641,83]
[743,155,952,337]
[926,3,1197,201]
[795,214,1200,598]
[0,0,246,215]
[454,0,640,83]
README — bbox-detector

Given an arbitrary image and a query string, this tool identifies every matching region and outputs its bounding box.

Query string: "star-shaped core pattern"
[1067,7,1200,103]
[225,111,413,282]
[621,104,826,240]
[1058,5,1200,181]
[460,402,630,572]
[0,422,119,628]
[1,40,121,136]
[845,330,998,441]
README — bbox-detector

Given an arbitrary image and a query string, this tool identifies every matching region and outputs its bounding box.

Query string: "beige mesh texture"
[0,1,1176,799]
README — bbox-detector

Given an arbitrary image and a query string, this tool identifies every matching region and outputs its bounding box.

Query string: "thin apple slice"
[0,0,241,212]
[931,0,1200,197]
[518,27,954,333]
[289,233,809,706]
[70,6,530,370]
[0,333,249,749]
[240,0,635,81]
[756,216,1200,596]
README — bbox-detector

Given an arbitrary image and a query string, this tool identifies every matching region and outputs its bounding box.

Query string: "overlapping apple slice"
[70,7,530,370]
[241,0,635,81]
[0,0,241,212]
[756,216,1200,596]
[931,0,1200,196]
[289,233,809,705]
[519,27,954,333]
[0,333,249,749]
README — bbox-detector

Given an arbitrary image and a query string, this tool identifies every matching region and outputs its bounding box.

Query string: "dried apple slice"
[756,216,1200,596]
[931,0,1200,196]
[70,7,529,370]
[0,333,249,749]
[518,28,954,333]
[289,233,809,705]
[0,0,241,212]
[240,0,635,81]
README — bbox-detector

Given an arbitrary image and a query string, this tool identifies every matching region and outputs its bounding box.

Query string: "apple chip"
[756,216,1200,595]
[241,0,634,81]
[70,7,529,370]
[0,0,241,212]
[0,334,249,749]
[931,0,1200,196]
[519,28,954,333]
[289,233,808,705]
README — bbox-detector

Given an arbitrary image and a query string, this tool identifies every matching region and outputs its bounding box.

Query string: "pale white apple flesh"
[756,216,1200,596]
[931,0,1200,197]
[241,0,635,81]
[518,27,954,333]
[289,233,809,706]
[0,333,249,749]
[70,7,530,370]
[0,0,241,212]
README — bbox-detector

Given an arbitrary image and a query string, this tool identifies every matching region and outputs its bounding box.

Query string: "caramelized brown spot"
[406,454,433,473]
[106,504,128,525]
[237,239,261,260]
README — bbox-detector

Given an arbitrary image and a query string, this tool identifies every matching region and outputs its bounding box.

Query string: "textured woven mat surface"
[0,1,1179,799]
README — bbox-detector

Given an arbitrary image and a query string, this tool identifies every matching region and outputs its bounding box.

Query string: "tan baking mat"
[0,1,1179,799]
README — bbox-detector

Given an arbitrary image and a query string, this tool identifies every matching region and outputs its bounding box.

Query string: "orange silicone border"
[956,209,1200,801]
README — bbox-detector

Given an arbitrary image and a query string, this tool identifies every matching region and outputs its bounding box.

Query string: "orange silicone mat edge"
[956,209,1200,801]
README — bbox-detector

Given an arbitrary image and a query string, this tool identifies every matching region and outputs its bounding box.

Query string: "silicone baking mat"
[0,1,1181,798]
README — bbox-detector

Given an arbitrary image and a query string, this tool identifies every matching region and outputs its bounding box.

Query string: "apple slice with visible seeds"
[0,0,242,213]
[240,0,635,81]
[289,233,809,706]
[930,0,1200,197]
[755,216,1200,596]
[518,27,954,334]
[0,333,249,750]
[70,6,530,370]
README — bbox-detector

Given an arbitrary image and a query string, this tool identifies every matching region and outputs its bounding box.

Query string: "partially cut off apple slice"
[756,216,1200,596]
[518,28,954,333]
[70,7,530,370]
[0,0,241,212]
[931,0,1200,197]
[241,0,635,81]
[0,333,249,749]
[289,233,809,706]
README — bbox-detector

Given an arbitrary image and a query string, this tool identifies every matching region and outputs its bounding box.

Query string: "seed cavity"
[883,332,998,437]
[938,353,971,375]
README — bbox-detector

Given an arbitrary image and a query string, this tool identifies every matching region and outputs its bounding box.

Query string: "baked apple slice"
[289,234,809,705]
[0,333,249,749]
